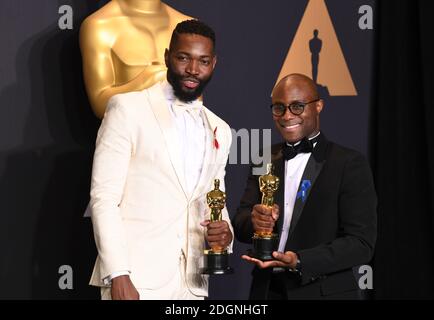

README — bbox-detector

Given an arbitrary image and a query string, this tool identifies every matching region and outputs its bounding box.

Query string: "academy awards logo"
[276,0,357,96]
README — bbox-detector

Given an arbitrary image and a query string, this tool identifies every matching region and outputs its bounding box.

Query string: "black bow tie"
[282,136,319,161]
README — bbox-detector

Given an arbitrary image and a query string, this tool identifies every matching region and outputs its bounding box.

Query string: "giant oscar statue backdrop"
[80,0,194,119]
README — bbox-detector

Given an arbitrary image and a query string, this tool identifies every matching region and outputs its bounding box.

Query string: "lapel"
[190,107,220,202]
[287,134,329,236]
[271,145,285,234]
[146,83,189,200]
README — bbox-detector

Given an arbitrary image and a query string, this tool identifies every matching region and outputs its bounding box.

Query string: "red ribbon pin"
[213,127,219,150]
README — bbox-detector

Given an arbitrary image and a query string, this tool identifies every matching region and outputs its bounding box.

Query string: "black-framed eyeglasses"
[270,99,321,116]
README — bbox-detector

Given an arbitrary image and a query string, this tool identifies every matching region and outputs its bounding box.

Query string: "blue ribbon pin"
[296,180,312,203]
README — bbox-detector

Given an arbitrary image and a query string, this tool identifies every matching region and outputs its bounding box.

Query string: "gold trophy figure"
[201,179,234,275]
[249,163,280,260]
[80,0,193,119]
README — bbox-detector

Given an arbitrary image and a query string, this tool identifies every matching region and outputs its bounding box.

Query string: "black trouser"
[267,270,361,300]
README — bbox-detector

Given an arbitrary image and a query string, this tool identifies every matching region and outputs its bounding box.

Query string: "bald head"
[272,73,319,100]
[271,73,323,144]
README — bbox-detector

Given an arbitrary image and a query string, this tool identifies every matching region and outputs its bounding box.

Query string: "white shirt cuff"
[103,270,131,285]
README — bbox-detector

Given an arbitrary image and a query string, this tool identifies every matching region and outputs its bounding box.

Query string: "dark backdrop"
[372,0,434,300]
[0,0,375,299]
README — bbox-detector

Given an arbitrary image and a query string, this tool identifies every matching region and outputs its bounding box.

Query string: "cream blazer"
[89,82,233,297]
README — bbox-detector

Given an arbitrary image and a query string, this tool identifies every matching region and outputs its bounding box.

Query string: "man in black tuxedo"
[232,73,377,300]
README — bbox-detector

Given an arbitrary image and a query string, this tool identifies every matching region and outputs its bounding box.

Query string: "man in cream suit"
[89,20,233,300]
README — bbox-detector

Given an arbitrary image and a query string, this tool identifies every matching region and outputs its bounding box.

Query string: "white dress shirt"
[163,81,206,198]
[277,133,320,252]
[104,81,206,285]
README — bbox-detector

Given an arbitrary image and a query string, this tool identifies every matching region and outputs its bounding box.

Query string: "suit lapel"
[146,83,189,199]
[190,107,219,202]
[272,146,285,234]
[287,134,328,236]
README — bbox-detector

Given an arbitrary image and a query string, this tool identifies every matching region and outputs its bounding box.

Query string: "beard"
[167,65,213,102]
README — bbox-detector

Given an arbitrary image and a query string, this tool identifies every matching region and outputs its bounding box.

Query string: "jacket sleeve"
[231,164,261,244]
[90,96,133,280]
[297,153,378,285]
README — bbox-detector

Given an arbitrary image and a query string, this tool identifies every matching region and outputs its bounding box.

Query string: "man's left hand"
[201,220,233,249]
[241,251,298,269]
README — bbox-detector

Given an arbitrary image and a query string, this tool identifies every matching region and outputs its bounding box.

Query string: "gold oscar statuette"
[249,163,280,261]
[201,179,234,275]
[80,0,194,119]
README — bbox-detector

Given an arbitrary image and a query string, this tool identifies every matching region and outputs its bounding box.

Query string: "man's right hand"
[111,275,140,300]
[251,204,280,234]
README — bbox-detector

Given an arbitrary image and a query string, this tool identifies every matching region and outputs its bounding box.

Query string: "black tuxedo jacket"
[232,134,377,299]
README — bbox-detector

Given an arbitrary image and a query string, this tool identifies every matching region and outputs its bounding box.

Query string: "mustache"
[182,77,200,83]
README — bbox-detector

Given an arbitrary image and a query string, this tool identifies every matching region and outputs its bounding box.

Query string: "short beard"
[167,66,212,102]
